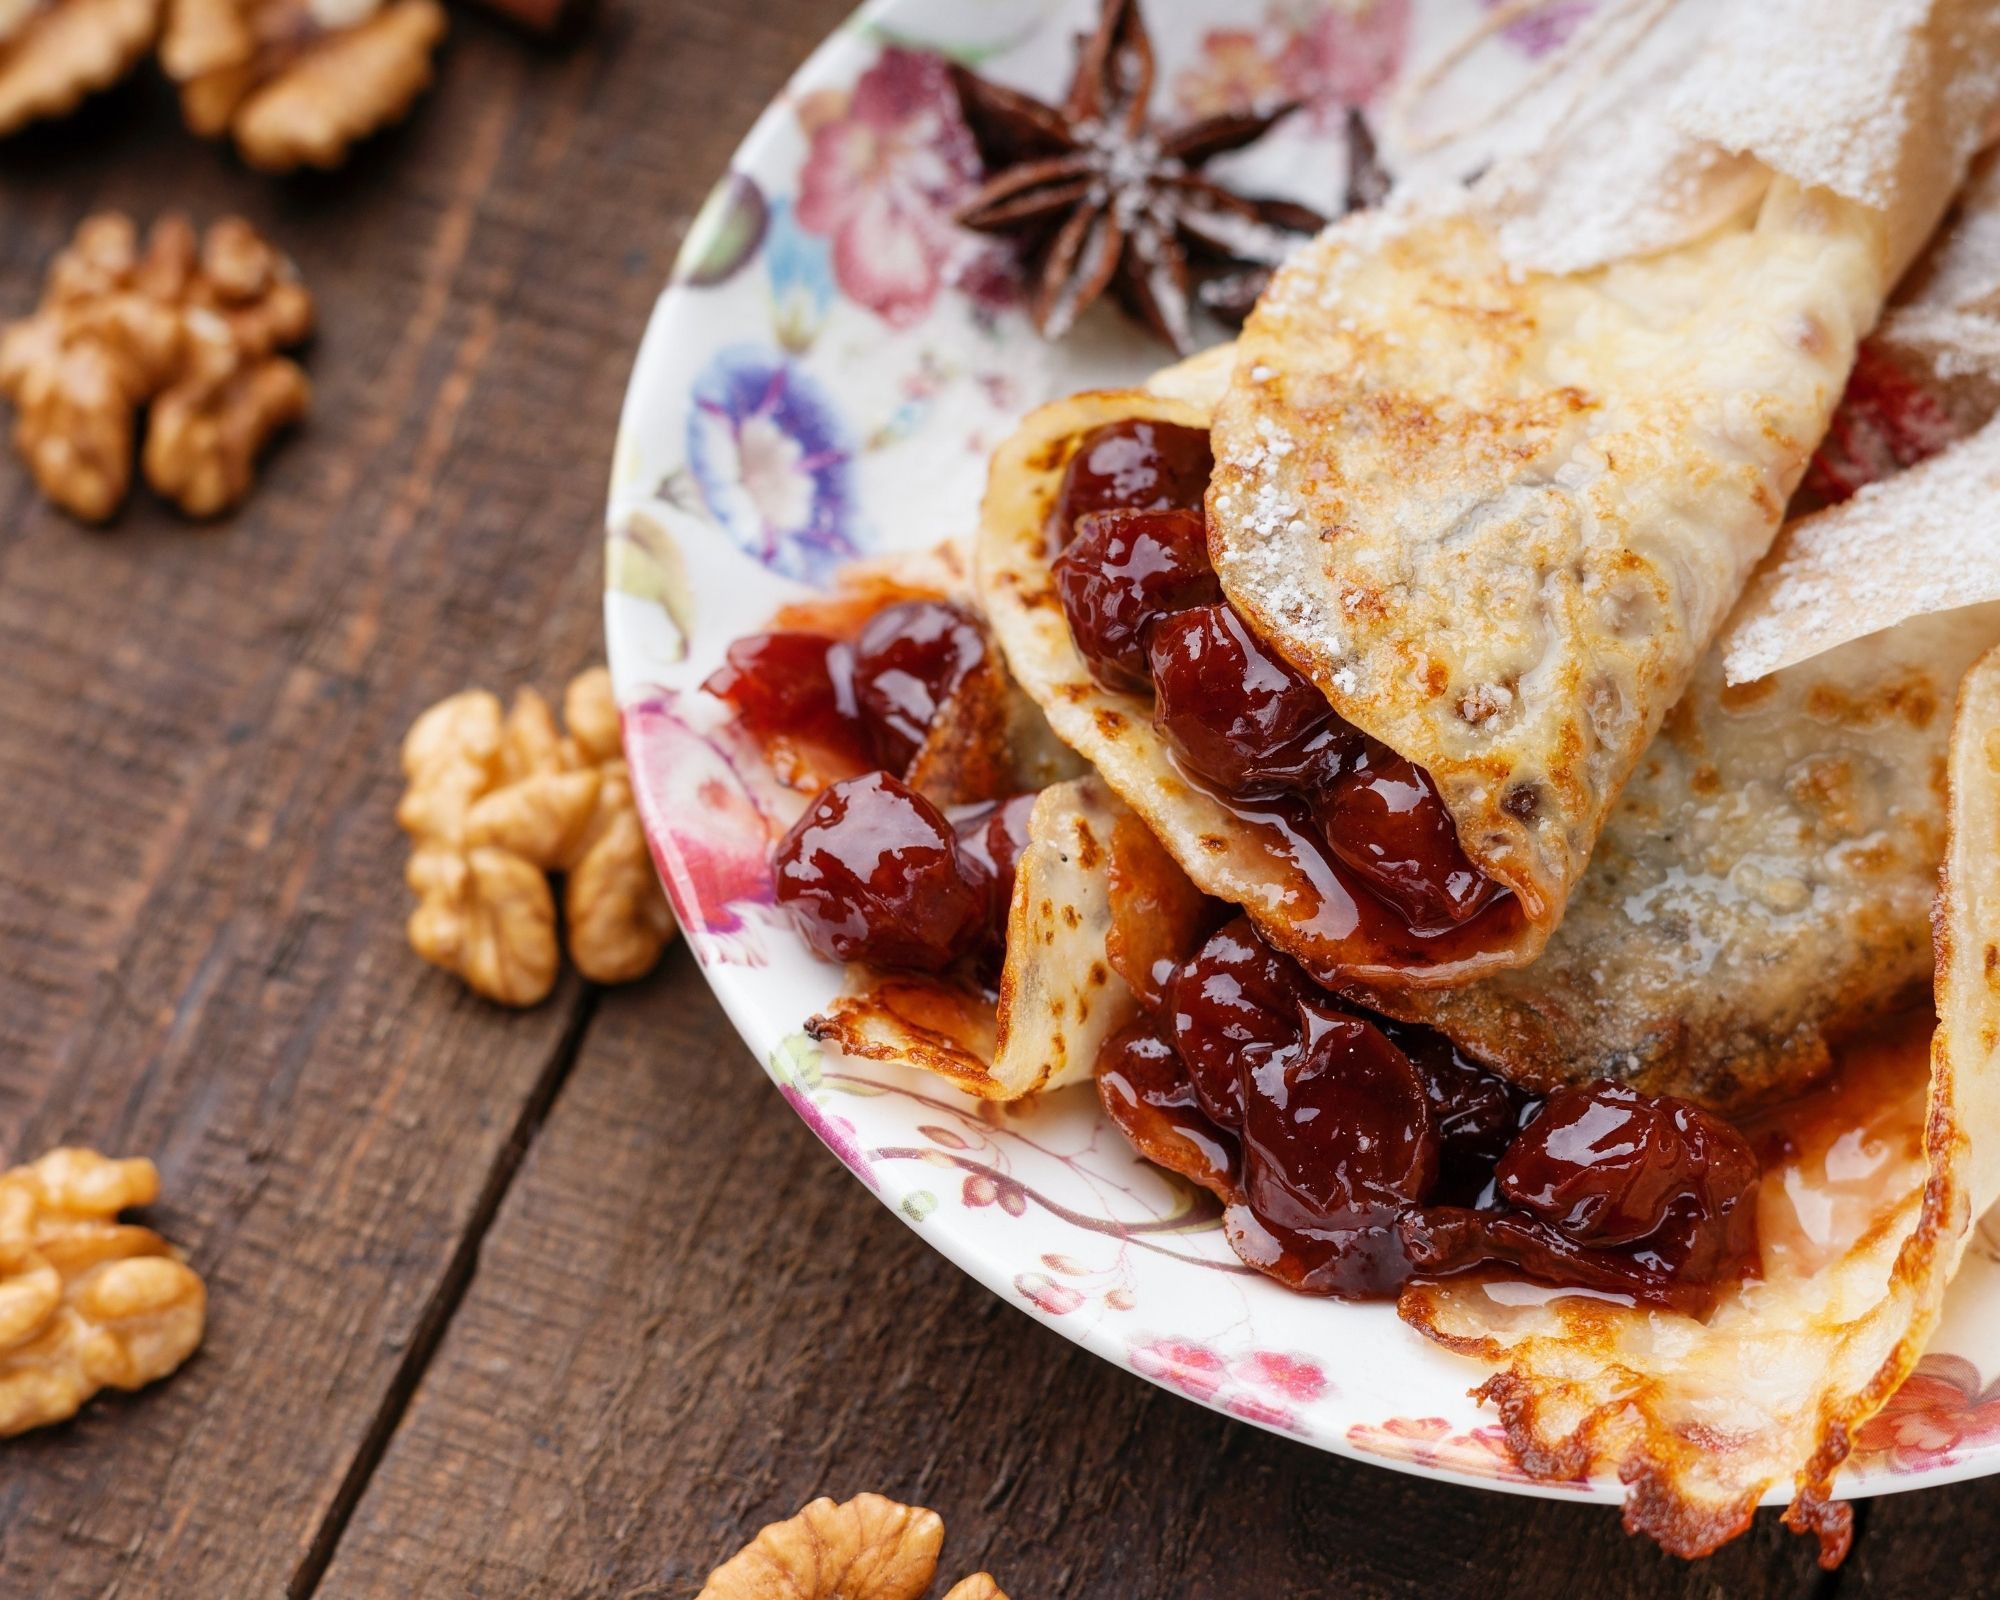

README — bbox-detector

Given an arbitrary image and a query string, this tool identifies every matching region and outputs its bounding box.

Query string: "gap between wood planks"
[286,987,605,1599]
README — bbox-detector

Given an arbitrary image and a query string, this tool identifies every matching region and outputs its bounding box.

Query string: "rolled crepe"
[1202,2,1999,982]
[1357,595,1999,1113]
[1399,642,2000,1565]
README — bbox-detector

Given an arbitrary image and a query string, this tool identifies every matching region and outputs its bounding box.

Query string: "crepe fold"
[809,774,1178,1101]
[1358,593,2000,1114]
[1398,644,2000,1564]
[1205,178,1888,982]
[976,387,1518,989]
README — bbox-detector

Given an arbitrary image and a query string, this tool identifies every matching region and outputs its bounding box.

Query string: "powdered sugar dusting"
[1674,0,2000,276]
[1454,0,2000,277]
[1212,415,1338,654]
[1723,415,2000,683]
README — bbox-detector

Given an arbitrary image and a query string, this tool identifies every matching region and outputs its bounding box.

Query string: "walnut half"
[161,0,446,172]
[0,0,161,137]
[0,211,312,521]
[398,668,676,1006]
[698,1494,1010,1600]
[0,1148,206,1437]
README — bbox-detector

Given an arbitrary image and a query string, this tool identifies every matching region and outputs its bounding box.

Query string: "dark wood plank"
[0,1,850,1590]
[1834,1487,2000,1593]
[317,963,1833,1600]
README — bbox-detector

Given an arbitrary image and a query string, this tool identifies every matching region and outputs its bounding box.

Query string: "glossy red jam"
[1098,914,1760,1309]
[1053,509,1221,692]
[1400,1083,1760,1314]
[1149,603,1358,794]
[704,598,990,784]
[1049,421,1508,953]
[703,629,875,777]
[773,773,1037,975]
[775,771,988,972]
[850,600,990,772]
[1045,418,1215,549]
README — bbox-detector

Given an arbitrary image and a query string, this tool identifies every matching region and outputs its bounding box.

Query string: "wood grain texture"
[0,0,832,1589]
[0,0,1989,1595]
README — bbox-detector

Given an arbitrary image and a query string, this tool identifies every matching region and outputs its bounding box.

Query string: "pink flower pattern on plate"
[1231,1349,1328,1402]
[621,692,777,947]
[1853,1355,2000,1473]
[1346,1416,1555,1485]
[1131,1337,1231,1403]
[1174,0,1410,126]
[795,47,994,328]
[1129,1336,1329,1431]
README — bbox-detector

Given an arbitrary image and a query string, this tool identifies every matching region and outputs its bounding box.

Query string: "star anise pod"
[1198,108,1389,327]
[949,0,1327,354]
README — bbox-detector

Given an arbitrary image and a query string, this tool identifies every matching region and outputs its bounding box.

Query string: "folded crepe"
[809,773,1190,1100]
[1399,641,2000,1563]
[1195,1,1999,985]
[1331,150,2000,1108]
[1358,589,1996,1113]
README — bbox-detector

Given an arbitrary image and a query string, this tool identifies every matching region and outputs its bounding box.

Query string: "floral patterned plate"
[605,0,2000,1503]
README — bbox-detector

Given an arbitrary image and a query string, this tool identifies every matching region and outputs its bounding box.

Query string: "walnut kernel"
[0,211,312,521]
[0,0,160,137]
[699,1494,1010,1600]
[0,1148,205,1437]
[162,0,446,172]
[399,669,675,1006]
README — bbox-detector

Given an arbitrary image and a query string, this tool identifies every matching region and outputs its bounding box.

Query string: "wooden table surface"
[0,3,1990,1595]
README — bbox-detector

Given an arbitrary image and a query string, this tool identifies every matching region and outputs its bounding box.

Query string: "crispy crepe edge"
[1398,645,2000,1563]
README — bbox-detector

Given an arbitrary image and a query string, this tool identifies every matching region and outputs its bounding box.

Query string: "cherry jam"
[1048,421,1507,951]
[1053,509,1221,692]
[773,773,1035,975]
[1400,1083,1760,1315]
[1098,914,1760,1309]
[1045,418,1215,549]
[704,598,991,786]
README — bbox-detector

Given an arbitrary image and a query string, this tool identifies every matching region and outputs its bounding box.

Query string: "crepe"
[1399,643,2000,1563]
[809,774,1167,1101]
[1205,180,1886,982]
[1724,412,2000,685]
[979,386,1513,988]
[1356,594,1998,1113]
[1198,1,2000,982]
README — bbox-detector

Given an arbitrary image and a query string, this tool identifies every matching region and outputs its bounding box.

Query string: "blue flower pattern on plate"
[686,343,861,585]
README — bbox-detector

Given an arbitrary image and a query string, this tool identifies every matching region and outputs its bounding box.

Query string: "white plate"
[605,0,2000,1503]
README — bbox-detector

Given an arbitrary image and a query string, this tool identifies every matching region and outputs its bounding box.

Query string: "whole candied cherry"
[1053,507,1220,691]
[1497,1082,1758,1258]
[1149,604,1358,793]
[1047,419,1214,547]
[1314,749,1502,932]
[1167,914,1302,1127]
[774,772,989,971]
[849,599,989,772]
[1400,1081,1761,1311]
[1238,999,1441,1236]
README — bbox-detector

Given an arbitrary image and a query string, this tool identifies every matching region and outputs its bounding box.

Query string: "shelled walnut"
[0,0,161,137]
[398,668,677,1007]
[0,211,312,521]
[0,1148,206,1437]
[160,0,445,171]
[699,1494,1010,1600]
